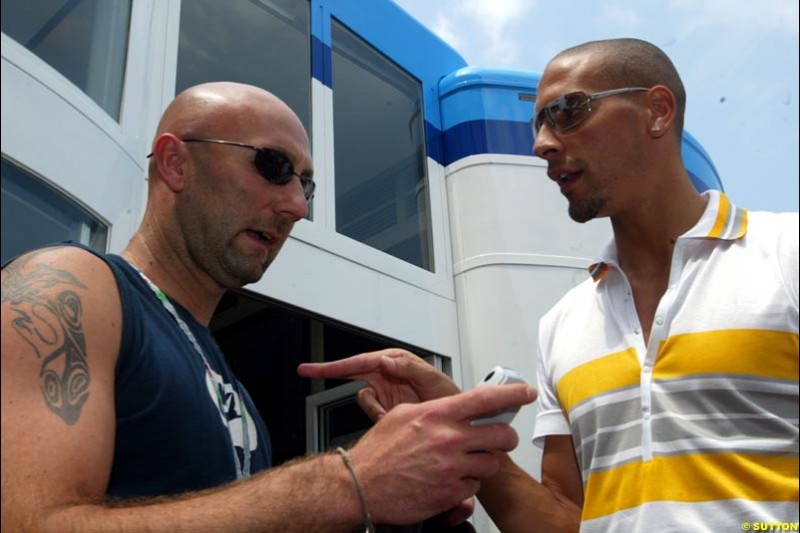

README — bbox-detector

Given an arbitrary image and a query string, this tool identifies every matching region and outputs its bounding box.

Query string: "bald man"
[301,39,799,532]
[1,82,536,531]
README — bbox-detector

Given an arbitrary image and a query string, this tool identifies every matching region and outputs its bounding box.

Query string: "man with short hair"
[1,82,536,531]
[301,39,799,531]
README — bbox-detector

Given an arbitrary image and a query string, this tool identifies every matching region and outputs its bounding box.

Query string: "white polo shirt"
[533,190,799,532]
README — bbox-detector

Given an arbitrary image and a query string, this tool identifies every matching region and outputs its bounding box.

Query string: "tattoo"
[2,250,91,425]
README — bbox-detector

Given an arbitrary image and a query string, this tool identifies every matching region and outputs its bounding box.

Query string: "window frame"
[286,6,455,300]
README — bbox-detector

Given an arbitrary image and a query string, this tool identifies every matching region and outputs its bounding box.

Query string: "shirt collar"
[681,189,748,240]
[587,190,748,283]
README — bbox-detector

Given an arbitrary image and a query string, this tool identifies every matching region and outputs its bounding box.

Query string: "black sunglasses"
[148,138,315,202]
[532,87,650,139]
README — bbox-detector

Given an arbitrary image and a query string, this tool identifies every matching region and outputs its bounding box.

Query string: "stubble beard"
[222,235,289,286]
[178,207,272,289]
[175,173,292,288]
[219,244,270,286]
[568,196,605,223]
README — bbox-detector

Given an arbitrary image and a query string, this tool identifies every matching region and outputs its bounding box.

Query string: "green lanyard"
[128,261,251,479]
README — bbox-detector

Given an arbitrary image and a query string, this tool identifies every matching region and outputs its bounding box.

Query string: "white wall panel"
[446,154,612,532]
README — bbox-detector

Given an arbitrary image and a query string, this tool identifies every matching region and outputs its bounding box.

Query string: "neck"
[611,172,707,276]
[121,220,225,326]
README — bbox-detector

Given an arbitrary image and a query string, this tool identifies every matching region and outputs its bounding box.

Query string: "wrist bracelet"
[336,447,375,533]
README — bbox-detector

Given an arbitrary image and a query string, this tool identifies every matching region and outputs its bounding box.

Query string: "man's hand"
[298,348,460,420]
[348,382,537,524]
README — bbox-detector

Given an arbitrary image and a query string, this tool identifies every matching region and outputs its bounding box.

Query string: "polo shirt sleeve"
[532,318,572,449]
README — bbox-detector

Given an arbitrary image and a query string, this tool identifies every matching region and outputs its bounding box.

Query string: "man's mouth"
[550,169,582,191]
[246,230,274,244]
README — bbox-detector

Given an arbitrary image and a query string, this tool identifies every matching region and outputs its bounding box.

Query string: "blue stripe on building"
[424,120,444,166]
[441,119,533,166]
[311,36,332,88]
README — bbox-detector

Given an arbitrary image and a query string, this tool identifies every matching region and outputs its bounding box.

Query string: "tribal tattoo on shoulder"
[2,250,91,425]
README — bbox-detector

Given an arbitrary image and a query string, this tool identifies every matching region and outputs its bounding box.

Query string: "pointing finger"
[297,349,396,379]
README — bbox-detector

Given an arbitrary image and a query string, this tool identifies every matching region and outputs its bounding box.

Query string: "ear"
[646,85,675,138]
[150,133,189,192]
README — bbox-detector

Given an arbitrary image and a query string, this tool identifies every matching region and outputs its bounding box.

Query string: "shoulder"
[540,275,598,333]
[2,244,116,284]
[741,211,798,290]
[3,245,121,314]
[743,211,798,250]
[2,245,123,383]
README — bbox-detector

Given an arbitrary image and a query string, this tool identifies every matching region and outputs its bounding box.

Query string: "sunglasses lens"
[254,147,315,202]
[533,92,592,139]
[552,92,590,131]
[254,149,294,185]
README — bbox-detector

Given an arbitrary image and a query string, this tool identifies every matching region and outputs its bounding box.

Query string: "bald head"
[148,82,309,182]
[550,38,686,138]
[156,82,303,140]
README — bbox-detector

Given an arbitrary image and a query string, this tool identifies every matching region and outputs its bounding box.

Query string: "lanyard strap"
[128,262,251,479]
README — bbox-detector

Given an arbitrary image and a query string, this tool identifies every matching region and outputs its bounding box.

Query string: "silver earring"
[651,124,661,132]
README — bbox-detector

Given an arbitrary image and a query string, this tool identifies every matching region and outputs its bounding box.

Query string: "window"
[176,0,312,136]
[331,20,433,272]
[1,0,131,121]
[306,381,371,453]
[1,159,107,264]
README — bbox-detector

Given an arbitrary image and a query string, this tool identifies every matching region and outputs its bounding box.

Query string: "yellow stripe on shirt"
[556,348,641,415]
[582,453,799,521]
[708,192,731,238]
[654,329,799,381]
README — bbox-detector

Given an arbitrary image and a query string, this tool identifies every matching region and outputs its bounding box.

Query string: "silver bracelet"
[336,447,375,533]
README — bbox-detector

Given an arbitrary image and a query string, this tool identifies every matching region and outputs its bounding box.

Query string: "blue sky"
[394,0,799,213]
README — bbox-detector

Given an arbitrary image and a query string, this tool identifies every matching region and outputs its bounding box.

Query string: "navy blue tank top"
[7,244,272,498]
